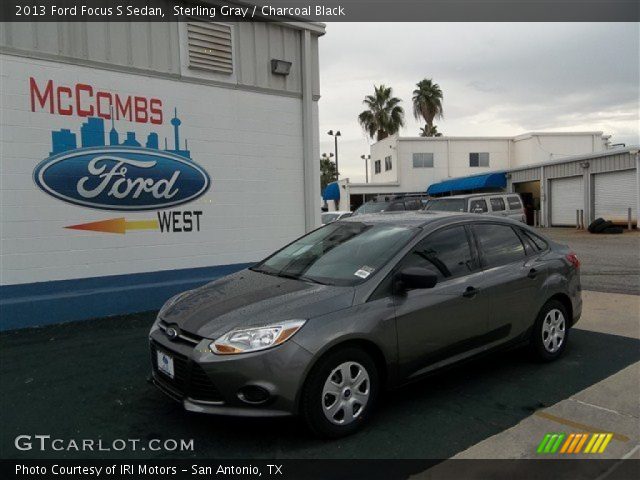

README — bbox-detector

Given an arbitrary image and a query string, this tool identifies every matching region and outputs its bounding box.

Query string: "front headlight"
[210,319,306,355]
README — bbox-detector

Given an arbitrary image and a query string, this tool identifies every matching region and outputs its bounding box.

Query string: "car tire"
[588,218,606,233]
[530,299,570,362]
[301,347,379,438]
[593,220,614,233]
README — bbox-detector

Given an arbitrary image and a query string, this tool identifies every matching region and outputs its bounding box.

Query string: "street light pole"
[360,154,370,183]
[327,130,341,179]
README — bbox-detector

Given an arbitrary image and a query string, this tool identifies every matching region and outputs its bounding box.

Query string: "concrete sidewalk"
[424,291,639,470]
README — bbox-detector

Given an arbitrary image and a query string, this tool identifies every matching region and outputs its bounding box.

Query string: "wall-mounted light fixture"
[580,162,590,169]
[271,59,292,75]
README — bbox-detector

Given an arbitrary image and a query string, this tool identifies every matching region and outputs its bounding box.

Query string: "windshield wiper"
[252,267,332,285]
[298,275,332,286]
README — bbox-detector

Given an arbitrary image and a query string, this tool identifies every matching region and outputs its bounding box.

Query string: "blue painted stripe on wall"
[0,263,253,331]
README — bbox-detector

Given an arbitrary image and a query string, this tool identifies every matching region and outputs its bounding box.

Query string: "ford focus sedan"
[149,212,581,437]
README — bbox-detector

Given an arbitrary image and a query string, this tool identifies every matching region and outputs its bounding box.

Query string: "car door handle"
[527,268,538,279]
[462,286,479,298]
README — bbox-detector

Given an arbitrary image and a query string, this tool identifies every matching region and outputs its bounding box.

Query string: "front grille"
[150,340,223,403]
[158,320,203,346]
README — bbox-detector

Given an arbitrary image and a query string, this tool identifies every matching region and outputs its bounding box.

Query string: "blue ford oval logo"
[33,147,210,211]
[32,113,210,211]
[165,327,179,340]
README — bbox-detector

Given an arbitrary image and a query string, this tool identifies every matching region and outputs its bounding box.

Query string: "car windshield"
[321,213,341,224]
[353,201,390,215]
[424,198,466,212]
[251,222,416,286]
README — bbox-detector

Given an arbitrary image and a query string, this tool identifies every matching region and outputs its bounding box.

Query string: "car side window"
[520,229,549,252]
[473,224,526,267]
[397,226,477,281]
[469,199,488,213]
[490,197,506,211]
[507,196,522,210]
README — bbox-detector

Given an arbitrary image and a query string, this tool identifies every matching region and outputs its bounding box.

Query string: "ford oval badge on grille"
[165,327,179,340]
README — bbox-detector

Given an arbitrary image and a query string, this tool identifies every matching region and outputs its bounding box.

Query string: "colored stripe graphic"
[537,433,565,453]
[573,433,588,453]
[65,217,159,234]
[560,433,575,453]
[597,434,613,453]
[540,432,614,455]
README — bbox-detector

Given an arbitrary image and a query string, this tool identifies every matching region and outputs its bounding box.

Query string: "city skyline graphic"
[50,108,192,160]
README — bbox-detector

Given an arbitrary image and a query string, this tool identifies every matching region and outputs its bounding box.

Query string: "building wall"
[370,137,512,192]
[0,21,321,98]
[512,133,605,167]
[369,135,398,183]
[363,132,608,197]
[507,150,638,227]
[0,20,323,329]
[1,53,307,285]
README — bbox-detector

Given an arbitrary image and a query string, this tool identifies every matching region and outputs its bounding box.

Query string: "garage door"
[594,169,638,224]
[550,176,584,226]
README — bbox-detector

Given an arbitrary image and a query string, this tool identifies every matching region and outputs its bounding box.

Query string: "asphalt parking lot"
[1,228,638,469]
[539,227,640,295]
[1,295,638,464]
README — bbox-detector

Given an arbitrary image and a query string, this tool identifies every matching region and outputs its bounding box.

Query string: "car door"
[392,224,490,380]
[471,222,548,342]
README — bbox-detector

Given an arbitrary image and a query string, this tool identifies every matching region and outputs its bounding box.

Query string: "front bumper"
[148,327,313,417]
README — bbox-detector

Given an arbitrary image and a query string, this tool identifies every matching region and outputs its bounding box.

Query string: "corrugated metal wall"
[0,21,319,97]
[507,151,638,226]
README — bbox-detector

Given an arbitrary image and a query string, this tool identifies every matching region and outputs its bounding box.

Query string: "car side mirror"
[397,267,438,290]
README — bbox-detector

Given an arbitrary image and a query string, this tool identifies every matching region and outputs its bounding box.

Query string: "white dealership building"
[0,18,324,329]
[327,132,638,229]
[331,131,612,210]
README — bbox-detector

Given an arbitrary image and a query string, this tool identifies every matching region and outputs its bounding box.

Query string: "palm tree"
[412,79,444,137]
[419,125,443,137]
[358,85,405,142]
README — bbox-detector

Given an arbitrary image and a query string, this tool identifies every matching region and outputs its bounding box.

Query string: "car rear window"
[520,229,549,251]
[474,224,526,266]
[507,196,522,209]
[490,197,506,211]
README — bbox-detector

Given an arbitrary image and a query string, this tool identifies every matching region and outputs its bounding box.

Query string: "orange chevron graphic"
[65,217,159,234]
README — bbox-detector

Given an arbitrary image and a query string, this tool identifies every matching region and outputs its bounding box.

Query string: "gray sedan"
[149,212,581,437]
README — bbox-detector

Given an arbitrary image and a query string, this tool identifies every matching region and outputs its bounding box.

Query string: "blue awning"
[426,172,506,195]
[322,182,340,201]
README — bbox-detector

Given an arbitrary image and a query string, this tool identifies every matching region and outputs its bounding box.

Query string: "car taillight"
[566,252,580,269]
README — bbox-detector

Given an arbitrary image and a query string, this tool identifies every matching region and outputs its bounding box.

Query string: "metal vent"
[186,22,233,74]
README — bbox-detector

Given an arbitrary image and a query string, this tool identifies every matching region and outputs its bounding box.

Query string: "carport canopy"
[426,172,506,195]
[322,182,340,201]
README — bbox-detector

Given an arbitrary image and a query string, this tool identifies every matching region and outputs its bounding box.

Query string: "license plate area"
[156,350,175,379]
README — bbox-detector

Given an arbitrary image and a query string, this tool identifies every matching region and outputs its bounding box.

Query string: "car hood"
[160,269,355,339]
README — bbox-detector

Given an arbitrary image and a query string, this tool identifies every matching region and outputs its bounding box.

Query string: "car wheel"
[530,300,570,362]
[301,347,379,438]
